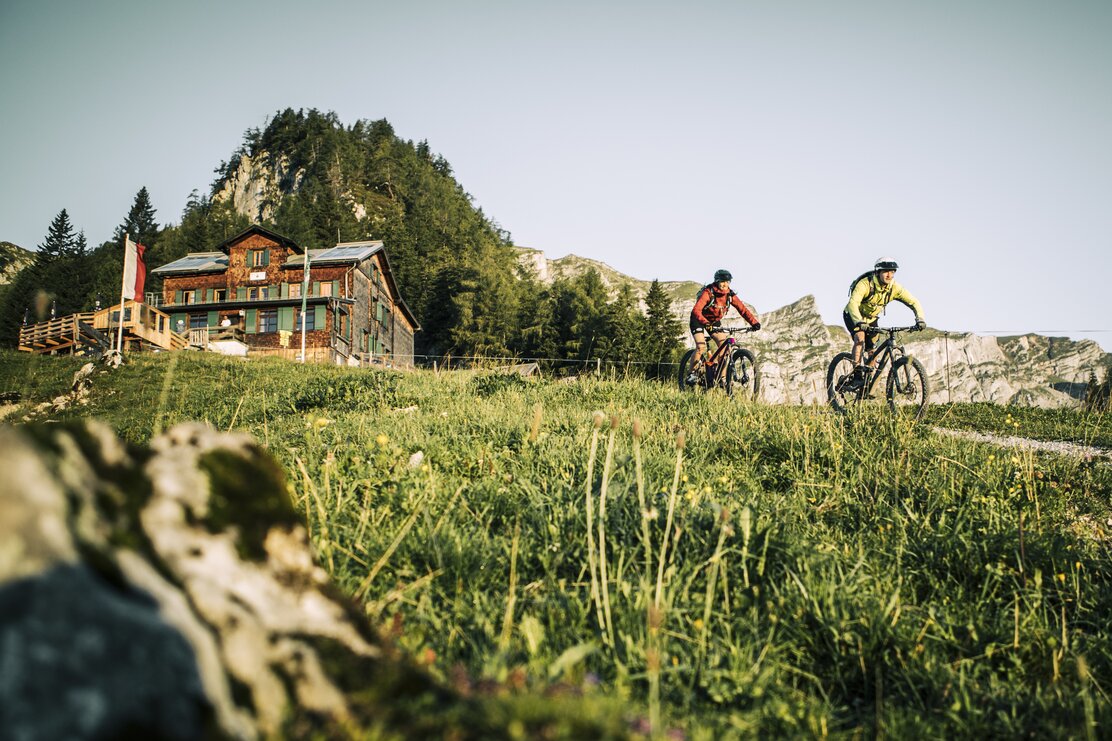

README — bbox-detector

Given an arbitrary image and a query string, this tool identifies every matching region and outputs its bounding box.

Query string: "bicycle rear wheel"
[678,349,705,392]
[725,348,760,401]
[887,356,929,420]
[827,352,862,413]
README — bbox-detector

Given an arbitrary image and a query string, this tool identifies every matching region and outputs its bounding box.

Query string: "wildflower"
[376,434,389,447]
[313,417,331,430]
[1057,573,1066,583]
[693,619,704,631]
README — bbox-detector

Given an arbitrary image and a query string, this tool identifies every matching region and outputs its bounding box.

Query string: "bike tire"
[678,349,703,392]
[827,352,861,413]
[726,348,760,401]
[887,356,929,420]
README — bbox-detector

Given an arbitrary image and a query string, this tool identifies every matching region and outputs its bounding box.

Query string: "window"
[183,290,196,305]
[318,281,333,297]
[213,288,227,302]
[288,282,301,298]
[296,308,316,331]
[247,249,270,267]
[247,286,269,301]
[258,309,278,333]
[189,314,207,329]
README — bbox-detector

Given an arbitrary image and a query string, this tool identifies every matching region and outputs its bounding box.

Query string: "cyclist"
[843,257,926,390]
[689,269,761,376]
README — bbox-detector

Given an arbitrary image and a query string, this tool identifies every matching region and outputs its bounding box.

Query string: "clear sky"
[2,0,1109,350]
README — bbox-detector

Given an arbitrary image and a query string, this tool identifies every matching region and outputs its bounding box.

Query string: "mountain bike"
[827,325,929,419]
[678,326,760,400]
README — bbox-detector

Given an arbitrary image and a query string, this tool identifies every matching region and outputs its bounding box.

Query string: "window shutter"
[262,249,270,266]
[314,305,326,330]
[175,290,183,304]
[237,287,246,300]
[278,306,294,331]
[207,311,219,327]
[280,282,289,299]
[312,281,321,297]
[245,309,257,334]
[332,280,340,297]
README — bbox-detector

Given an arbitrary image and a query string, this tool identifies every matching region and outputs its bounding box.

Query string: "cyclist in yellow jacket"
[843,257,926,389]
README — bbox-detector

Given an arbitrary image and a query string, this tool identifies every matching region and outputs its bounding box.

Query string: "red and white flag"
[122,237,147,301]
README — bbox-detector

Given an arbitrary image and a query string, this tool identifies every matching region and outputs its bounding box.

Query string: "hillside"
[518,247,1111,408]
[1,349,1110,738]
[0,242,34,284]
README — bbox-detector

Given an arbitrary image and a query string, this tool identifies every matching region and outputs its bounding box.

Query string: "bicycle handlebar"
[863,325,921,335]
[708,325,757,334]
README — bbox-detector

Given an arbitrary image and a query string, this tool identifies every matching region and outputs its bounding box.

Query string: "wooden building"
[151,225,419,366]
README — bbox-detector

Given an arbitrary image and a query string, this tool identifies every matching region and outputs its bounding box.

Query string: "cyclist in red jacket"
[689,269,761,372]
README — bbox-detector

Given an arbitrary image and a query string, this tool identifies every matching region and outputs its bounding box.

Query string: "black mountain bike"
[827,325,929,419]
[678,327,760,400]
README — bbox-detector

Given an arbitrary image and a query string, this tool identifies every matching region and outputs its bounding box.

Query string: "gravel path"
[934,427,1112,461]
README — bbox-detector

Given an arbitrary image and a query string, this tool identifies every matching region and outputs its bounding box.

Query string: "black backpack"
[847,271,876,298]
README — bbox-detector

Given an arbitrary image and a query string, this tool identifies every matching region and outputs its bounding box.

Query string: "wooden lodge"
[150,225,419,366]
[19,225,420,366]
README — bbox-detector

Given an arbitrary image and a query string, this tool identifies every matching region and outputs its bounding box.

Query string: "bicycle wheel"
[827,352,862,413]
[678,349,705,392]
[887,356,929,420]
[725,348,760,401]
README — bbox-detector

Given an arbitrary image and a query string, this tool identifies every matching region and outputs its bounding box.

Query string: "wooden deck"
[19,301,187,355]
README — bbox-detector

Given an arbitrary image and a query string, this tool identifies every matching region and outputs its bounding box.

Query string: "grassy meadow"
[2,349,1111,738]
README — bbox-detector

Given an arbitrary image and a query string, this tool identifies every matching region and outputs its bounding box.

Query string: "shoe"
[840,366,869,393]
[686,373,699,385]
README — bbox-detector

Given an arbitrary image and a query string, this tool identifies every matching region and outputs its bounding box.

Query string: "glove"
[750,322,761,331]
[915,319,927,331]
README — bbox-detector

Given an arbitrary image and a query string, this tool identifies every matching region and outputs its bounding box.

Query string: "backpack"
[696,284,735,302]
[847,271,875,298]
[695,284,736,323]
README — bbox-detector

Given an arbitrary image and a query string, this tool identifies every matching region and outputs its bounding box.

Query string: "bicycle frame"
[700,334,738,387]
[678,326,760,399]
[856,332,902,396]
[827,324,929,419]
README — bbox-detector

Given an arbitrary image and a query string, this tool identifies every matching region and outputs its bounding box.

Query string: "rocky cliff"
[518,248,1110,408]
[0,418,629,739]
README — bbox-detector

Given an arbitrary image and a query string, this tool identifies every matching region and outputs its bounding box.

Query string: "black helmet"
[713,269,733,282]
[873,257,899,271]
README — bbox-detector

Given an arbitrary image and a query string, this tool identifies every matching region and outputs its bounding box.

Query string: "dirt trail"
[934,427,1112,461]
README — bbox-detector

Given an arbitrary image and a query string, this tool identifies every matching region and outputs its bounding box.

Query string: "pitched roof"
[213,224,304,254]
[281,241,384,267]
[150,252,228,275]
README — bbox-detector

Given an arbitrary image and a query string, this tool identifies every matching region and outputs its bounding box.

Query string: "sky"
[2,0,1109,351]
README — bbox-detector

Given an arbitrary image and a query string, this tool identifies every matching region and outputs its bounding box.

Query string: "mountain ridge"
[517,246,1110,408]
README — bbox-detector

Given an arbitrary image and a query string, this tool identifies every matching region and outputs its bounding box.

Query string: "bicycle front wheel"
[678,349,704,392]
[726,348,760,401]
[827,352,861,413]
[887,356,929,420]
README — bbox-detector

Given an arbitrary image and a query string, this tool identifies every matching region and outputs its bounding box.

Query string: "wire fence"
[366,328,1110,406]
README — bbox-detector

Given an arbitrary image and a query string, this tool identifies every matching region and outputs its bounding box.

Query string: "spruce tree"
[644,280,684,379]
[37,209,78,263]
[113,187,159,246]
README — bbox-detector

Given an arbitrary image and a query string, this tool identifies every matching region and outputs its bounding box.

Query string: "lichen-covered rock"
[0,421,630,740]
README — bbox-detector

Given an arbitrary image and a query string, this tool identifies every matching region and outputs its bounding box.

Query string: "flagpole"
[299,247,311,363]
[116,232,129,352]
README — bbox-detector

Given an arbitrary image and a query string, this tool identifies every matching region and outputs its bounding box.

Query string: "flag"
[123,238,147,301]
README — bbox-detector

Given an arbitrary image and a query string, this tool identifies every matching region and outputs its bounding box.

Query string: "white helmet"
[874,257,899,271]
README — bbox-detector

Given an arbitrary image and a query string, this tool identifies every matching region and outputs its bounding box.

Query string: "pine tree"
[643,280,684,379]
[37,209,78,264]
[113,187,159,246]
